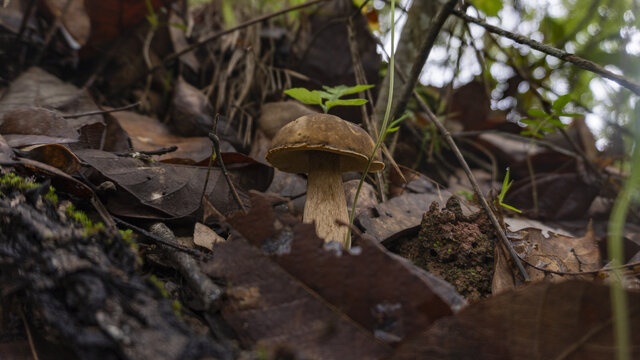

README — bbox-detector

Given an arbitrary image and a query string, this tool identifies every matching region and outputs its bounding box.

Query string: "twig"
[412,90,530,280]
[115,146,177,157]
[159,0,326,70]
[20,308,39,360]
[346,15,388,202]
[392,0,459,120]
[62,102,139,119]
[452,9,640,96]
[149,223,222,311]
[200,114,247,214]
[113,216,204,257]
[33,0,73,65]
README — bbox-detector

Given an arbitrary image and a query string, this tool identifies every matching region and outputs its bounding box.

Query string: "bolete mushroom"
[265,113,383,245]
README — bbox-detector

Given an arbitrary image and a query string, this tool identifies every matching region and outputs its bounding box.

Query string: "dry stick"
[158,0,326,70]
[113,216,204,257]
[391,0,458,121]
[62,102,140,119]
[452,10,640,96]
[346,17,387,202]
[150,223,222,311]
[382,0,529,280]
[33,0,73,65]
[412,89,531,281]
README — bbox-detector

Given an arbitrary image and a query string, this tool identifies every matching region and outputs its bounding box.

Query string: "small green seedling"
[284,84,374,113]
[497,167,521,213]
[520,94,581,138]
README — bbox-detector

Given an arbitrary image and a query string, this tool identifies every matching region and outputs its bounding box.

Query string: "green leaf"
[558,112,583,118]
[325,98,368,111]
[552,94,572,112]
[386,126,400,133]
[472,0,502,17]
[520,130,533,136]
[548,118,565,127]
[284,88,323,105]
[527,109,548,118]
[497,167,513,203]
[500,202,523,213]
[340,84,375,96]
[520,119,539,126]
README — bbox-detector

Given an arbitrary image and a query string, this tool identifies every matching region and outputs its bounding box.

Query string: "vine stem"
[345,0,396,249]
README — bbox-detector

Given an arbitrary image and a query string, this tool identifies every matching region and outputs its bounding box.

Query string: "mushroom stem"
[304,151,349,245]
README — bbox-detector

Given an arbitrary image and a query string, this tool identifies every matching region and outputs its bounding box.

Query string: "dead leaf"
[204,236,393,359]
[193,222,225,251]
[112,110,214,164]
[505,173,600,220]
[19,143,82,174]
[258,101,317,139]
[394,280,640,359]
[227,194,459,343]
[168,11,200,73]
[74,149,271,219]
[0,107,78,147]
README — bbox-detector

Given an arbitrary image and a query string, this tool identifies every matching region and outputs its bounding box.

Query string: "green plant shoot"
[284,84,374,113]
[520,94,582,138]
[497,168,521,213]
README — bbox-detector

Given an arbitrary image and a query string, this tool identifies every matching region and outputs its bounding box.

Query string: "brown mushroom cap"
[265,113,384,174]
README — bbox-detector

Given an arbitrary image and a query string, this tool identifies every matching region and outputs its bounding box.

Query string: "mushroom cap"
[265,113,384,174]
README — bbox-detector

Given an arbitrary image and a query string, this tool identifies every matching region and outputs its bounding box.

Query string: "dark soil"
[389,197,494,302]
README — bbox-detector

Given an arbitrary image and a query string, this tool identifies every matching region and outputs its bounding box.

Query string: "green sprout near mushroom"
[284,84,374,114]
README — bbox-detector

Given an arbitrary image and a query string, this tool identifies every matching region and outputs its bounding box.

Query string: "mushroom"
[265,114,383,245]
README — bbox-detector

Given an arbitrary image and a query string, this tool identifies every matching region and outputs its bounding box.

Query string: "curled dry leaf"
[507,225,599,284]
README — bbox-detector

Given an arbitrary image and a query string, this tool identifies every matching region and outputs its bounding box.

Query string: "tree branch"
[452,9,640,96]
[392,0,459,121]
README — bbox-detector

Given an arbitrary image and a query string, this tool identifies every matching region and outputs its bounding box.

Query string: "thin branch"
[392,0,458,121]
[452,9,640,96]
[159,0,326,69]
[62,102,139,119]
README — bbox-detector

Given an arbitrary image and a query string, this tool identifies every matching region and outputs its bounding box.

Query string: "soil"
[389,197,494,302]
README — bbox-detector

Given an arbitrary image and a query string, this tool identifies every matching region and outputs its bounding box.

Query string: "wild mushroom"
[265,113,383,245]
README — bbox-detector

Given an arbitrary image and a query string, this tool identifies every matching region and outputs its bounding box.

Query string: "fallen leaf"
[193,222,225,251]
[0,107,78,147]
[227,193,460,343]
[504,173,600,220]
[204,236,393,359]
[74,149,271,219]
[112,110,214,163]
[394,280,640,359]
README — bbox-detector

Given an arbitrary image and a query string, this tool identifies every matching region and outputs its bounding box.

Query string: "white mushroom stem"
[304,151,349,245]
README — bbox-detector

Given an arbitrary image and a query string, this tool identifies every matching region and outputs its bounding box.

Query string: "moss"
[148,275,169,298]
[64,204,105,236]
[171,300,183,318]
[0,172,39,192]
[44,185,58,205]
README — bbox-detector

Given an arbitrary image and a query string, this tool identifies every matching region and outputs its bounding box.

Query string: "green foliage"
[472,0,502,17]
[0,172,39,192]
[65,204,105,236]
[148,275,169,298]
[144,0,159,28]
[497,168,522,213]
[520,95,582,138]
[45,186,58,205]
[284,84,374,113]
[456,190,475,202]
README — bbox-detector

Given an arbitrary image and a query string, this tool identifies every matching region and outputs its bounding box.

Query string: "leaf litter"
[0,0,638,359]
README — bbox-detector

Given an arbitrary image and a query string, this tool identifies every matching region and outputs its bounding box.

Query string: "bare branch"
[452,9,640,96]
